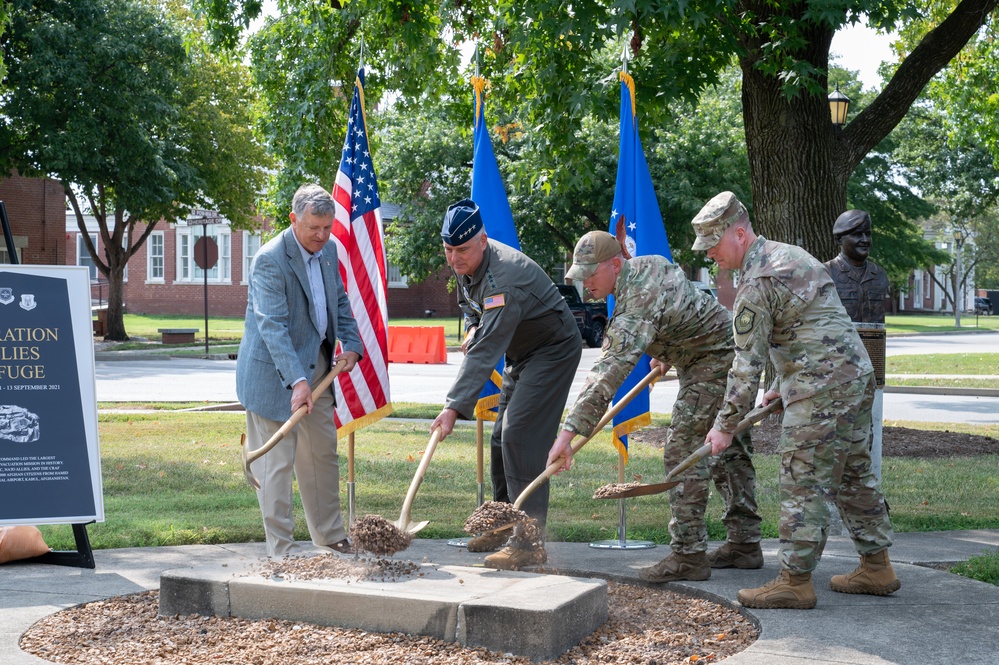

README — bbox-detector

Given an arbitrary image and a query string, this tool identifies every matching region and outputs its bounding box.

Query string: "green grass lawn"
[36,413,999,555]
[885,313,999,334]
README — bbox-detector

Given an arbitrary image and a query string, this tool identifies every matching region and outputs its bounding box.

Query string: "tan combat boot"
[484,545,547,571]
[707,542,764,569]
[466,530,509,553]
[638,552,711,583]
[830,549,901,595]
[738,570,817,609]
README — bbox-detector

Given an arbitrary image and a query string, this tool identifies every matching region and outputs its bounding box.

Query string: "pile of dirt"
[630,417,999,458]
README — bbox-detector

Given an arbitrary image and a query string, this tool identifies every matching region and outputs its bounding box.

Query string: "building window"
[176,225,231,283]
[0,236,27,264]
[387,260,408,288]
[923,270,931,300]
[77,234,98,281]
[912,272,923,309]
[242,231,262,284]
[147,232,164,282]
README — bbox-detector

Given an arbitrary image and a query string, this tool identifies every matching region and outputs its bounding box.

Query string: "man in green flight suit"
[431,199,582,570]
[693,191,900,609]
[547,231,763,581]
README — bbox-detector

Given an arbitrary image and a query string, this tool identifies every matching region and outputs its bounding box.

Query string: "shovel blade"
[593,480,681,500]
[240,433,261,490]
[393,519,429,535]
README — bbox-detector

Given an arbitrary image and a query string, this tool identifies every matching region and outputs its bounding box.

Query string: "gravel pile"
[462,500,528,534]
[21,582,758,664]
[349,515,413,556]
[593,482,643,499]
[254,552,420,583]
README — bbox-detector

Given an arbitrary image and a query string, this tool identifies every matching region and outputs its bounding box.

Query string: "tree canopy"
[1,0,270,339]
[199,0,998,266]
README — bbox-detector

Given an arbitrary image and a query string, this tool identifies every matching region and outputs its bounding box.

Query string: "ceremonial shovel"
[593,398,783,500]
[392,426,444,534]
[470,366,662,537]
[241,357,349,489]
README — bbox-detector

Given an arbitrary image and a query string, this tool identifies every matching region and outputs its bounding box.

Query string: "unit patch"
[734,305,756,335]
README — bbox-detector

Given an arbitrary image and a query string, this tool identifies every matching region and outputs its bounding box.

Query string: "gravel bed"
[20,553,758,664]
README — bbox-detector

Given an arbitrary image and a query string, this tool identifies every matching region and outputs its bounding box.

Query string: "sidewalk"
[3,530,998,664]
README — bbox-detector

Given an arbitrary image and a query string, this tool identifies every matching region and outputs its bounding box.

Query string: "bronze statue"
[825,210,889,323]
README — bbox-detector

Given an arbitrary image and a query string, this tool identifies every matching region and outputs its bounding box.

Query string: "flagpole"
[358,35,365,71]
[589,56,657,551]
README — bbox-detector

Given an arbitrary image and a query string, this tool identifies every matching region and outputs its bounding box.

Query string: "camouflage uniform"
[716,236,893,574]
[448,239,582,530]
[563,255,761,553]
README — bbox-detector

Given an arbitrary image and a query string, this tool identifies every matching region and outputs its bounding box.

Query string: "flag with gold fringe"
[607,71,673,462]
[469,74,520,421]
[331,66,393,434]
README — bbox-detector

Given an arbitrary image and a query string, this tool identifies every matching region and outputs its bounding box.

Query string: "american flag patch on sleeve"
[484,294,506,309]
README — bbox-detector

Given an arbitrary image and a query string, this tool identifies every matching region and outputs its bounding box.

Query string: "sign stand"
[22,522,96,569]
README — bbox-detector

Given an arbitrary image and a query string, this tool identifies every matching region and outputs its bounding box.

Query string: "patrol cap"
[441,199,483,246]
[565,231,622,281]
[690,191,748,251]
[832,209,870,238]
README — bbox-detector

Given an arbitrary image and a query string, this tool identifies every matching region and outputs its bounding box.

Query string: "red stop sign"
[194,236,219,270]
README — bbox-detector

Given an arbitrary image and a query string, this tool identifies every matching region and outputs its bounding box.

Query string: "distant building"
[0,172,66,266]
[61,201,461,320]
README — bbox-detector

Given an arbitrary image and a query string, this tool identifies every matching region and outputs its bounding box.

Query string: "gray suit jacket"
[236,228,364,422]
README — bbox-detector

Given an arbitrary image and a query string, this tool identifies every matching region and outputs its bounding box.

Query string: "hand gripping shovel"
[241,357,349,490]
[593,397,783,500]
[469,367,662,537]
[393,426,444,534]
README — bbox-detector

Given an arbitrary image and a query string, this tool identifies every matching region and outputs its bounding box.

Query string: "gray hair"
[292,183,336,218]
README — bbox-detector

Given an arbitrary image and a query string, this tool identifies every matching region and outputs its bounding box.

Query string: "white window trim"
[146,231,165,283]
[242,230,262,285]
[387,260,408,288]
[174,226,232,284]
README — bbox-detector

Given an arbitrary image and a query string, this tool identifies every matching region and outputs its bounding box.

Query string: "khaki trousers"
[246,349,345,556]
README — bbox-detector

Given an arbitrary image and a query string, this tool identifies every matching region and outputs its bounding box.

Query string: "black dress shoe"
[329,538,353,554]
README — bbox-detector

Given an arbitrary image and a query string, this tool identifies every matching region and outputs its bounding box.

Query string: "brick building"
[62,200,462,320]
[0,172,66,266]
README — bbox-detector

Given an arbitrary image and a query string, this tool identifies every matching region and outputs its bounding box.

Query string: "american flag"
[331,67,392,434]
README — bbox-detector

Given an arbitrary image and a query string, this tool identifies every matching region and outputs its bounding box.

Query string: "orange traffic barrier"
[388,326,447,364]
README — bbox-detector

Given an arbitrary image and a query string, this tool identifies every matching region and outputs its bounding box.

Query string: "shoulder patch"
[484,294,506,310]
[734,305,756,335]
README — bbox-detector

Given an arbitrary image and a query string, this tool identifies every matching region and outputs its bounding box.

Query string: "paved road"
[94,333,999,424]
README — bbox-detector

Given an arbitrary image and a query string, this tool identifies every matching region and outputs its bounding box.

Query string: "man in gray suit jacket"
[236,183,363,557]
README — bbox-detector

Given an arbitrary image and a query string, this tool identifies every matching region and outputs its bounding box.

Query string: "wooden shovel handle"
[512,367,660,510]
[396,427,443,528]
[246,357,349,465]
[664,397,783,482]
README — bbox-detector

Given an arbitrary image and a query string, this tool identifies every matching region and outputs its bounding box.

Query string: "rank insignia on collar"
[734,305,756,335]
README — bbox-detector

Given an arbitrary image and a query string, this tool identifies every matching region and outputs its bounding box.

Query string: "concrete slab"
[159,563,608,662]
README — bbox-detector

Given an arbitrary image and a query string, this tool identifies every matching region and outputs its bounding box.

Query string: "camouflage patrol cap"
[690,191,748,251]
[441,199,483,246]
[832,210,870,238]
[565,231,622,280]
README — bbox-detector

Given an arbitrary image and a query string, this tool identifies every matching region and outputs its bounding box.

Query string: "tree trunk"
[739,21,846,262]
[104,260,128,341]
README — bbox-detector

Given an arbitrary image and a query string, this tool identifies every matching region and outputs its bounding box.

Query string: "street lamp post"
[953,229,964,328]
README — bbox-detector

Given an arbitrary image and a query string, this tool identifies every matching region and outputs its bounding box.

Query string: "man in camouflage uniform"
[693,191,900,610]
[432,199,582,570]
[547,231,763,582]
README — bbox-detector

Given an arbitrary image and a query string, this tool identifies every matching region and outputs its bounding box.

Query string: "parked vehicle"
[973,296,992,315]
[557,284,608,348]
